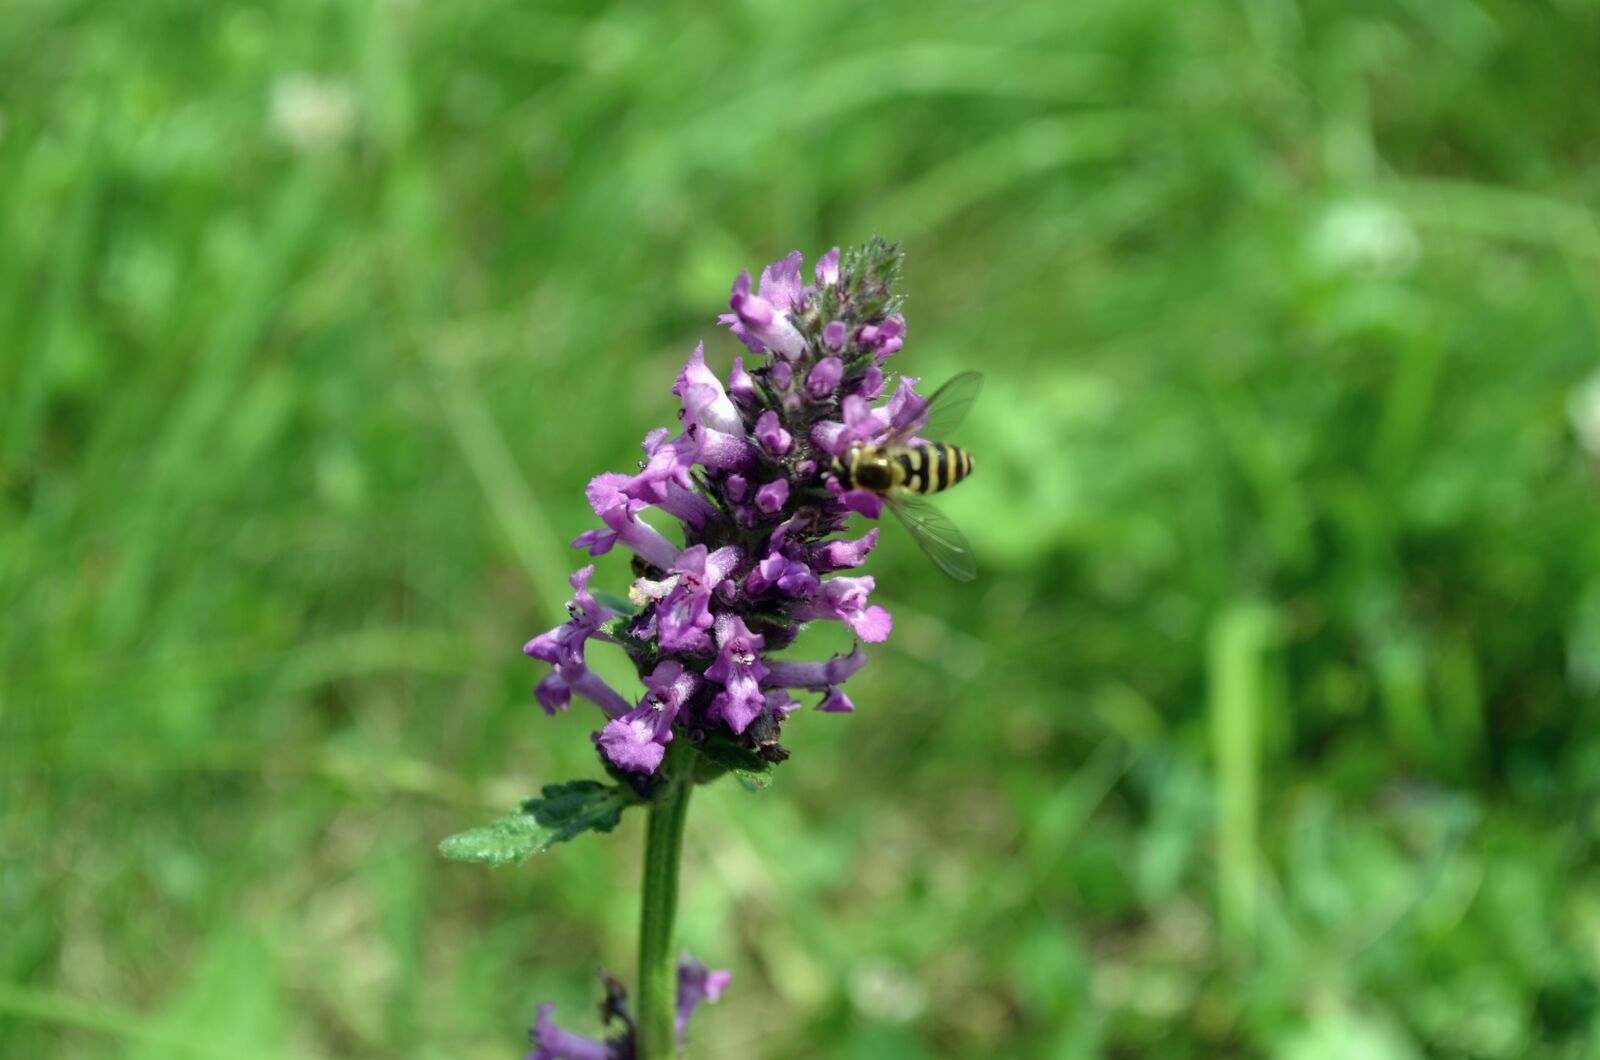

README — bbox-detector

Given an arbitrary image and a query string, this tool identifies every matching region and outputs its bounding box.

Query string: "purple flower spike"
[526,1005,615,1060]
[706,613,770,734]
[524,239,948,838]
[515,241,966,1055]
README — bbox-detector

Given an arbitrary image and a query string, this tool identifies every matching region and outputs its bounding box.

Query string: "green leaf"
[438,780,635,866]
[692,734,774,789]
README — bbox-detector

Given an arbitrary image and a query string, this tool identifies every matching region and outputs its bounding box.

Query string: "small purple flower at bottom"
[526,1005,614,1060]
[527,959,731,1060]
[677,957,733,1037]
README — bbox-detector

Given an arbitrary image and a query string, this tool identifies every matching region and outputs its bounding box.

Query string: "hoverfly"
[831,370,983,582]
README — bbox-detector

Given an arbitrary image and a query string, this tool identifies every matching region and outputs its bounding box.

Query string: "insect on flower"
[830,370,983,582]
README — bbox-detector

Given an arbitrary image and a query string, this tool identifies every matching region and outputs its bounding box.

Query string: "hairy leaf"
[439,780,635,866]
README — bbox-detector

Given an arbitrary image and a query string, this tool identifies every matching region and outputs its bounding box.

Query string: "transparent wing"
[891,370,984,444]
[887,493,977,582]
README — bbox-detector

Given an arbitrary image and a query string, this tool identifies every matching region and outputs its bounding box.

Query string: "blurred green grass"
[4,0,1600,1056]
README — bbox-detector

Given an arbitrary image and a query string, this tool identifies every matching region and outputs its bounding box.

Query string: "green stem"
[636,748,692,1060]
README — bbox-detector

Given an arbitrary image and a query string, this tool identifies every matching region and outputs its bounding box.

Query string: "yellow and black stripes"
[892,444,973,495]
[833,443,975,494]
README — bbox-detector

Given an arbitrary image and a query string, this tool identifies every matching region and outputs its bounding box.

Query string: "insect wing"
[893,370,983,444]
[887,493,977,582]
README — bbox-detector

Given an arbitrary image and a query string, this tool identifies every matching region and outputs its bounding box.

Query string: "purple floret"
[526,1005,614,1060]
[522,566,632,719]
[676,957,733,1037]
[764,646,868,691]
[706,614,770,735]
[754,410,792,456]
[597,660,702,774]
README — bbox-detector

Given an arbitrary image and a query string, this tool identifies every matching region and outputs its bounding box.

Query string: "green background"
[5,1,1600,1056]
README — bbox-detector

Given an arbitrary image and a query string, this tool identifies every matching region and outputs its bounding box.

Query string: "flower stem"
[637,747,692,1060]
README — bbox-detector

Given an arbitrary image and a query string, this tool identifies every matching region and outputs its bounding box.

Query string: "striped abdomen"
[891,443,973,495]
